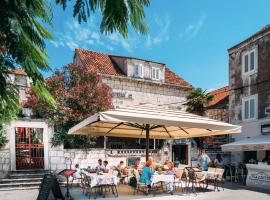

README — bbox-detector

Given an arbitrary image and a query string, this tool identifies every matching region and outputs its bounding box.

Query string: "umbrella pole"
[146,124,150,161]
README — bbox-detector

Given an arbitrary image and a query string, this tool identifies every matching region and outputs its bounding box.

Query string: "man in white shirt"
[103,160,110,172]
[96,159,105,171]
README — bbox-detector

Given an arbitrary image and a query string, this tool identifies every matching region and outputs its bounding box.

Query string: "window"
[261,124,270,135]
[242,95,257,121]
[152,67,160,80]
[242,49,257,75]
[134,63,143,78]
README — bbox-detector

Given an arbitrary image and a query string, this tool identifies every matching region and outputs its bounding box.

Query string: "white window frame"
[152,67,160,80]
[242,94,258,121]
[134,63,143,78]
[242,48,258,76]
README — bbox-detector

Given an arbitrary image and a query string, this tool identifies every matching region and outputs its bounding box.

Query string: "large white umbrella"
[68,104,241,160]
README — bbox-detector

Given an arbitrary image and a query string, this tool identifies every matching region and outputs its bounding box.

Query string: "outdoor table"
[152,174,175,185]
[151,174,175,194]
[85,173,118,187]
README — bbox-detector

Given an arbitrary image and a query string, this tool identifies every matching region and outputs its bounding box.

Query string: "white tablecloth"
[86,173,118,187]
[151,174,174,185]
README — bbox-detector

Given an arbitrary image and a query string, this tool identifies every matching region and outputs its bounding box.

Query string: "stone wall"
[102,75,188,109]
[229,32,270,124]
[48,145,106,171]
[0,125,11,178]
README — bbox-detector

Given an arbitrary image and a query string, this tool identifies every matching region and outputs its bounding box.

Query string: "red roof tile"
[75,48,192,88]
[207,86,229,107]
[75,49,123,76]
[10,68,27,76]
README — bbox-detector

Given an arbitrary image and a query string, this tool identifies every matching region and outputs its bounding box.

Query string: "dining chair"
[132,169,149,195]
[174,168,185,192]
[215,168,225,191]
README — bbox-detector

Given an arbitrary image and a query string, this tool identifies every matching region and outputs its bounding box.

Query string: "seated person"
[134,159,141,170]
[139,160,154,190]
[165,161,178,194]
[103,160,110,172]
[73,164,81,179]
[117,161,127,173]
[96,159,105,171]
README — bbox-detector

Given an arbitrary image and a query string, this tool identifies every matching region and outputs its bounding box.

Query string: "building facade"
[228,25,270,163]
[205,86,230,162]
[0,49,192,176]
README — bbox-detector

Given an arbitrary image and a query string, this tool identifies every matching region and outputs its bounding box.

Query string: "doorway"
[172,144,188,165]
[15,127,44,170]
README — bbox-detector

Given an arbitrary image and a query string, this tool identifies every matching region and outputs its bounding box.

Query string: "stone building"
[0,49,192,176]
[204,86,230,162]
[228,25,270,163]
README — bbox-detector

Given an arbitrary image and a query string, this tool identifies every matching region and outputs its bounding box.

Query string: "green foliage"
[25,64,112,149]
[184,88,213,149]
[0,0,56,116]
[0,125,8,148]
[55,0,150,38]
[185,88,213,116]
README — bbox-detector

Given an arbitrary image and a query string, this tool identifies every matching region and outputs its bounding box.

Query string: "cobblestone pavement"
[0,184,269,200]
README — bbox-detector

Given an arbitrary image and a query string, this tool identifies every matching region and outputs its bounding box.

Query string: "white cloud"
[180,14,207,40]
[145,15,171,48]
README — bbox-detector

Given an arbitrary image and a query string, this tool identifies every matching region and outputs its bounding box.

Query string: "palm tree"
[56,0,150,38]
[184,88,213,148]
[185,88,213,116]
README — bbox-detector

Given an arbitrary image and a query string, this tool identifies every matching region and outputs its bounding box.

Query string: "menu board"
[127,157,141,166]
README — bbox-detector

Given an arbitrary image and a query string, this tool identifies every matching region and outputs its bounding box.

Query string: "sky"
[45,0,270,91]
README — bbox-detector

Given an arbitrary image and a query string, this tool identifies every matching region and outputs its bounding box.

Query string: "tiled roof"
[10,68,27,76]
[207,86,229,107]
[75,48,192,88]
[75,48,123,76]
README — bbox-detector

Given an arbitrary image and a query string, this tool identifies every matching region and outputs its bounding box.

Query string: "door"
[15,127,44,170]
[172,144,188,165]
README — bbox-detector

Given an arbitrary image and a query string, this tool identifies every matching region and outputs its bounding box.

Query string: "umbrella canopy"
[222,135,270,152]
[68,104,241,160]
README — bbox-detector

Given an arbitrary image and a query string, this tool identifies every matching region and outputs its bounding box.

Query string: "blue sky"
[46,0,270,91]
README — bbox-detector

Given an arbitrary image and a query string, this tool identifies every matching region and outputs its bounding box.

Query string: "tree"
[56,0,150,38]
[184,88,213,148]
[1,0,149,146]
[0,0,56,123]
[24,64,112,148]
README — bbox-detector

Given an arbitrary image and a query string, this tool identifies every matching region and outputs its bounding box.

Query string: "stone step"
[9,173,46,179]
[0,181,42,188]
[0,186,40,191]
[0,177,43,183]
[10,170,49,174]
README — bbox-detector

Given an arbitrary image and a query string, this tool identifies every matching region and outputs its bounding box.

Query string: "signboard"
[127,157,140,166]
[112,92,133,100]
[246,167,270,190]
[37,174,64,200]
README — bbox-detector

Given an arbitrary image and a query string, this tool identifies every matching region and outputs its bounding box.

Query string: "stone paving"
[0,184,269,200]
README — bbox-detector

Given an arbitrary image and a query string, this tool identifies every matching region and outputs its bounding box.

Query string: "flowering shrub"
[25,64,112,148]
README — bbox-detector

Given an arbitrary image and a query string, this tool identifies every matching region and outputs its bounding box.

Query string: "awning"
[68,104,241,160]
[222,135,270,152]
[68,104,241,139]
